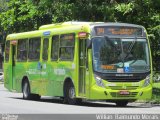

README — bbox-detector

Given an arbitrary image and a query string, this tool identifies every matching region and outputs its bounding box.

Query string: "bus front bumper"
[89,85,152,101]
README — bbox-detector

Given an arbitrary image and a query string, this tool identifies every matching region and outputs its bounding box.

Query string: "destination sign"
[94,26,143,36]
[61,34,74,40]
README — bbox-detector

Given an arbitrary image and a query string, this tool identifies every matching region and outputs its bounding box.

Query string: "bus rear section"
[87,24,152,106]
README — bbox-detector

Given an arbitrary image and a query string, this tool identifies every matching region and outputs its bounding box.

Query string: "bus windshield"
[92,37,150,73]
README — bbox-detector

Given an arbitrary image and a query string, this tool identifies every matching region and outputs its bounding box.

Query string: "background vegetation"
[0,0,159,70]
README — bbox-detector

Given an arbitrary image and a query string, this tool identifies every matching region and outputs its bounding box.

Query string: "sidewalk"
[0,81,3,84]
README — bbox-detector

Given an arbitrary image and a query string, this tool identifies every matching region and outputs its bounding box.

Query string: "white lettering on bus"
[54,69,66,75]
[43,64,47,69]
[26,69,47,75]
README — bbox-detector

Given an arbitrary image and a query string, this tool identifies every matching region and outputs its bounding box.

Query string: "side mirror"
[87,39,92,49]
[104,35,111,41]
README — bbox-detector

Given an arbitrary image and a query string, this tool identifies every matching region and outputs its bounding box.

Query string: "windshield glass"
[92,37,150,73]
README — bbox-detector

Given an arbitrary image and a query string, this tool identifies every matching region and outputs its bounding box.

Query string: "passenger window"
[60,47,74,60]
[42,38,49,60]
[5,41,10,62]
[59,33,75,61]
[17,39,28,61]
[51,35,59,61]
[28,37,41,61]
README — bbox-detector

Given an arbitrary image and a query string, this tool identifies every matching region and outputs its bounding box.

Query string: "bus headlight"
[143,75,150,87]
[94,75,105,88]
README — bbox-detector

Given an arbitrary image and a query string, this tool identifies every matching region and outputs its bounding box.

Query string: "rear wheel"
[32,94,41,100]
[22,80,41,100]
[22,81,32,100]
[116,101,128,107]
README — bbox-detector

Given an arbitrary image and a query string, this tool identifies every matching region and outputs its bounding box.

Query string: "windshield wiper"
[104,36,123,65]
[104,36,120,52]
[123,37,137,61]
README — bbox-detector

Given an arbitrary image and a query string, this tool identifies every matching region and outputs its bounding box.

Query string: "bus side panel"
[40,62,52,96]
[4,62,12,91]
[47,62,61,96]
[45,62,57,96]
[47,61,76,97]
[52,63,63,96]
[27,62,41,95]
[14,62,28,92]
[53,62,73,96]
[4,41,13,91]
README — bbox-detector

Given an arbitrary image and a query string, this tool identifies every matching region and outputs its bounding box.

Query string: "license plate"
[119,90,130,95]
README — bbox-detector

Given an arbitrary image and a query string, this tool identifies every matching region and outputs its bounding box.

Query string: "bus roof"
[6,30,42,40]
[39,21,103,30]
[6,21,145,40]
[39,21,144,30]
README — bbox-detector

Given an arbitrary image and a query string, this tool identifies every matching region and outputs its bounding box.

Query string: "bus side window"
[5,41,10,62]
[28,37,41,61]
[51,35,59,61]
[59,33,75,61]
[17,39,28,61]
[42,38,49,61]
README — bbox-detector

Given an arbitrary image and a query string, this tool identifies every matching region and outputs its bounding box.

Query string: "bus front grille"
[110,92,138,98]
[109,86,139,90]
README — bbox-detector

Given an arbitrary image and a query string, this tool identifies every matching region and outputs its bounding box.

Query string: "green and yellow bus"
[4,22,152,106]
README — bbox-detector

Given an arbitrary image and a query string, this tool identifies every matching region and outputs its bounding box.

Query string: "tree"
[0,0,159,70]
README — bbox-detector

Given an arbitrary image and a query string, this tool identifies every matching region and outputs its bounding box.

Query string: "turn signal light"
[78,32,88,39]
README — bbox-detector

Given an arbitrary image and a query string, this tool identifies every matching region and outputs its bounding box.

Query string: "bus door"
[79,39,86,96]
[11,41,17,90]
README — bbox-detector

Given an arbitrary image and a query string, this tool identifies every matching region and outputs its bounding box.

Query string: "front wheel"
[116,101,128,107]
[64,83,82,105]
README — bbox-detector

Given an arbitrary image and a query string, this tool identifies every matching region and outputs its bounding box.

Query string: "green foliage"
[0,0,159,32]
[0,0,8,11]
[0,0,159,70]
[152,86,160,104]
[115,3,135,15]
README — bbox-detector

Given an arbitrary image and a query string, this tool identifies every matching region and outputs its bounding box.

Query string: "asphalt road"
[0,83,160,114]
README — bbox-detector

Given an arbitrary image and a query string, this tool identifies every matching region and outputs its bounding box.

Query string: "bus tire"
[22,80,41,100]
[22,81,32,100]
[116,101,128,107]
[65,82,82,105]
[32,94,41,100]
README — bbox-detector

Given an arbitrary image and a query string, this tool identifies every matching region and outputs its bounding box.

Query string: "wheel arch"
[63,77,75,97]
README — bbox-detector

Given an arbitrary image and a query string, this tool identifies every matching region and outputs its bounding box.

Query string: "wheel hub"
[69,87,75,99]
